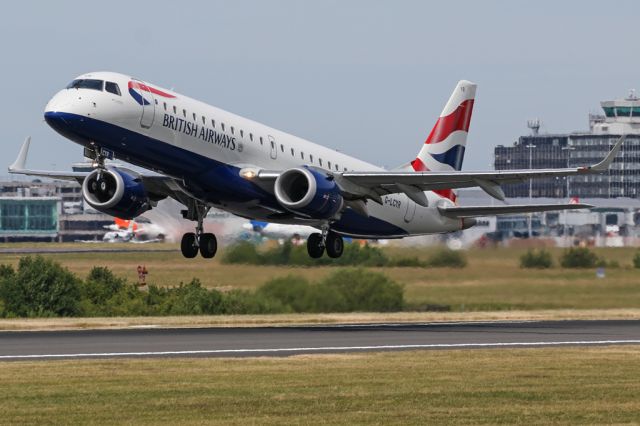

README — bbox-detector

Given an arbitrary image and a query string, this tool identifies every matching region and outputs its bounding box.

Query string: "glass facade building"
[0,198,59,238]
[494,92,640,199]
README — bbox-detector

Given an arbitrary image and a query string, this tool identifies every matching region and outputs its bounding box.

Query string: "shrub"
[633,251,640,269]
[388,257,426,267]
[255,269,404,313]
[520,249,553,269]
[256,275,311,312]
[320,269,404,312]
[560,247,598,268]
[221,241,263,264]
[427,249,467,268]
[82,266,127,306]
[0,256,81,317]
[160,279,225,315]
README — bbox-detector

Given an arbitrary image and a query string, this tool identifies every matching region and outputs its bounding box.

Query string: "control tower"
[593,90,640,135]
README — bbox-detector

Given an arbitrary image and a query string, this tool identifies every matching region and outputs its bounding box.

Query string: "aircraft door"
[404,199,416,223]
[133,79,155,129]
[268,135,277,159]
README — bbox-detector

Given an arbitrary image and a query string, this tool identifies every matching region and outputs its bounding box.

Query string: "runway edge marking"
[2,339,640,360]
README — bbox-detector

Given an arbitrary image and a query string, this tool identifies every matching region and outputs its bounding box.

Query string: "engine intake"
[274,167,343,219]
[82,169,151,219]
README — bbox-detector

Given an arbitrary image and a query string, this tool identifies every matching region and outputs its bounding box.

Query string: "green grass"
[0,245,639,311]
[1,347,639,424]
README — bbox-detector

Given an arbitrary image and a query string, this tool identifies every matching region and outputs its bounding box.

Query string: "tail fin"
[410,80,477,202]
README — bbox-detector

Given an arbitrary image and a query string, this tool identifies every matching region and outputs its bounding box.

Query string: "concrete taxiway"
[0,320,638,360]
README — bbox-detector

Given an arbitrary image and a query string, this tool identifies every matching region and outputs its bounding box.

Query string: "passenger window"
[221,123,225,131]
[301,152,304,160]
[202,116,206,125]
[211,119,215,128]
[335,164,339,171]
[105,81,121,96]
[319,159,323,167]
[249,133,253,141]
[259,137,263,145]
[163,102,167,111]
[328,161,331,169]
[344,167,348,171]
[192,112,196,121]
[182,109,187,118]
[291,148,295,156]
[240,130,244,138]
[310,154,314,163]
[231,126,234,135]
[271,140,275,148]
[173,106,177,114]
[155,99,158,105]
[280,144,284,152]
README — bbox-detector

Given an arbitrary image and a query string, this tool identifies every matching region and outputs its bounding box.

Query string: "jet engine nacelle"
[274,167,343,219]
[82,169,151,219]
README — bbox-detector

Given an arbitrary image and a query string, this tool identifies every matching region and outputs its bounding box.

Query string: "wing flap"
[439,203,593,218]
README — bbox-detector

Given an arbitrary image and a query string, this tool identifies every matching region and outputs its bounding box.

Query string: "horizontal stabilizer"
[439,203,593,218]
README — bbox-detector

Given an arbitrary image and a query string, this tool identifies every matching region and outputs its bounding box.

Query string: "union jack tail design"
[410,80,477,202]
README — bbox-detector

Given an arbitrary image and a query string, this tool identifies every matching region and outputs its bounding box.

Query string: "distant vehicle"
[242,220,315,242]
[10,72,621,259]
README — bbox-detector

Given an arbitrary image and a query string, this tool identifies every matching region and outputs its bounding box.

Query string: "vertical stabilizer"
[410,80,477,202]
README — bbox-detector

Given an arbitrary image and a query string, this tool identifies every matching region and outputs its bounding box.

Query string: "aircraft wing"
[8,137,188,205]
[438,203,593,218]
[337,135,624,204]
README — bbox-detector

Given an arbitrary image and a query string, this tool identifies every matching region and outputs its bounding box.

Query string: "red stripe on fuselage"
[410,158,457,202]
[424,99,474,145]
[128,81,176,98]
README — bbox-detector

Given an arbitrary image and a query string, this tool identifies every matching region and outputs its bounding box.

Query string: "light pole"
[526,143,536,238]
[562,144,575,246]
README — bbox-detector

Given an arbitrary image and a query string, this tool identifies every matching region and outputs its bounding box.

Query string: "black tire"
[307,233,325,258]
[199,233,218,259]
[180,232,198,258]
[325,232,344,258]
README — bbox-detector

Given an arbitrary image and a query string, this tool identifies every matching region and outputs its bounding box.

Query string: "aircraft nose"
[44,90,71,115]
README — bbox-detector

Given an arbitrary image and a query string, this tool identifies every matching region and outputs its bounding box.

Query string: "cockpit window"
[105,81,121,96]
[66,79,104,91]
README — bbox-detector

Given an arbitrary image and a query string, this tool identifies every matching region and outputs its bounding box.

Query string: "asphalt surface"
[1,320,639,361]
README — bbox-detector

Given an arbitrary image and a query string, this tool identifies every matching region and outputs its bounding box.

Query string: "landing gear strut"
[306,227,344,259]
[180,201,217,259]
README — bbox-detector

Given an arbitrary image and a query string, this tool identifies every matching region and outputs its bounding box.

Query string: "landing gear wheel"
[180,232,198,258]
[307,233,325,258]
[325,232,344,258]
[199,233,217,259]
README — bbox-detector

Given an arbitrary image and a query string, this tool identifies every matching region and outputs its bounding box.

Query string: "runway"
[1,320,639,360]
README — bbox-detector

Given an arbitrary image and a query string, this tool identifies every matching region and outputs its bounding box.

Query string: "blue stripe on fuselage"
[44,111,408,237]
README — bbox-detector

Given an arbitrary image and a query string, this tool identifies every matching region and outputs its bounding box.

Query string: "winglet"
[9,137,31,172]
[588,135,625,172]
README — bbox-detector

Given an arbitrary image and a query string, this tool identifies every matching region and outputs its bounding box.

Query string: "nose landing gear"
[180,201,217,259]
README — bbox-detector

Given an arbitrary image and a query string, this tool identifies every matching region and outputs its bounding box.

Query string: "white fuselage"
[44,71,463,238]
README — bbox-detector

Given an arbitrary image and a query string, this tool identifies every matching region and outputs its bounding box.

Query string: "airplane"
[242,220,315,242]
[102,218,165,243]
[8,72,624,259]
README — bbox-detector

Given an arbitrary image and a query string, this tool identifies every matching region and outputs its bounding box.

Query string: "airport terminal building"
[494,91,640,199]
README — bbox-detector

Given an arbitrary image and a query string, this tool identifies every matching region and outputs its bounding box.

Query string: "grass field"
[0,346,639,424]
[1,244,638,311]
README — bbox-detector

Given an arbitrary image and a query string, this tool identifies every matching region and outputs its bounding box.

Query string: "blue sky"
[1,0,638,171]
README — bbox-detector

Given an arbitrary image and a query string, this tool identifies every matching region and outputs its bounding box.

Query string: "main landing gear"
[180,201,217,259]
[307,228,344,259]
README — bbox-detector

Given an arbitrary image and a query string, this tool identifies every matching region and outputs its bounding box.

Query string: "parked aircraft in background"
[242,220,315,242]
[101,218,165,243]
[9,72,623,259]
